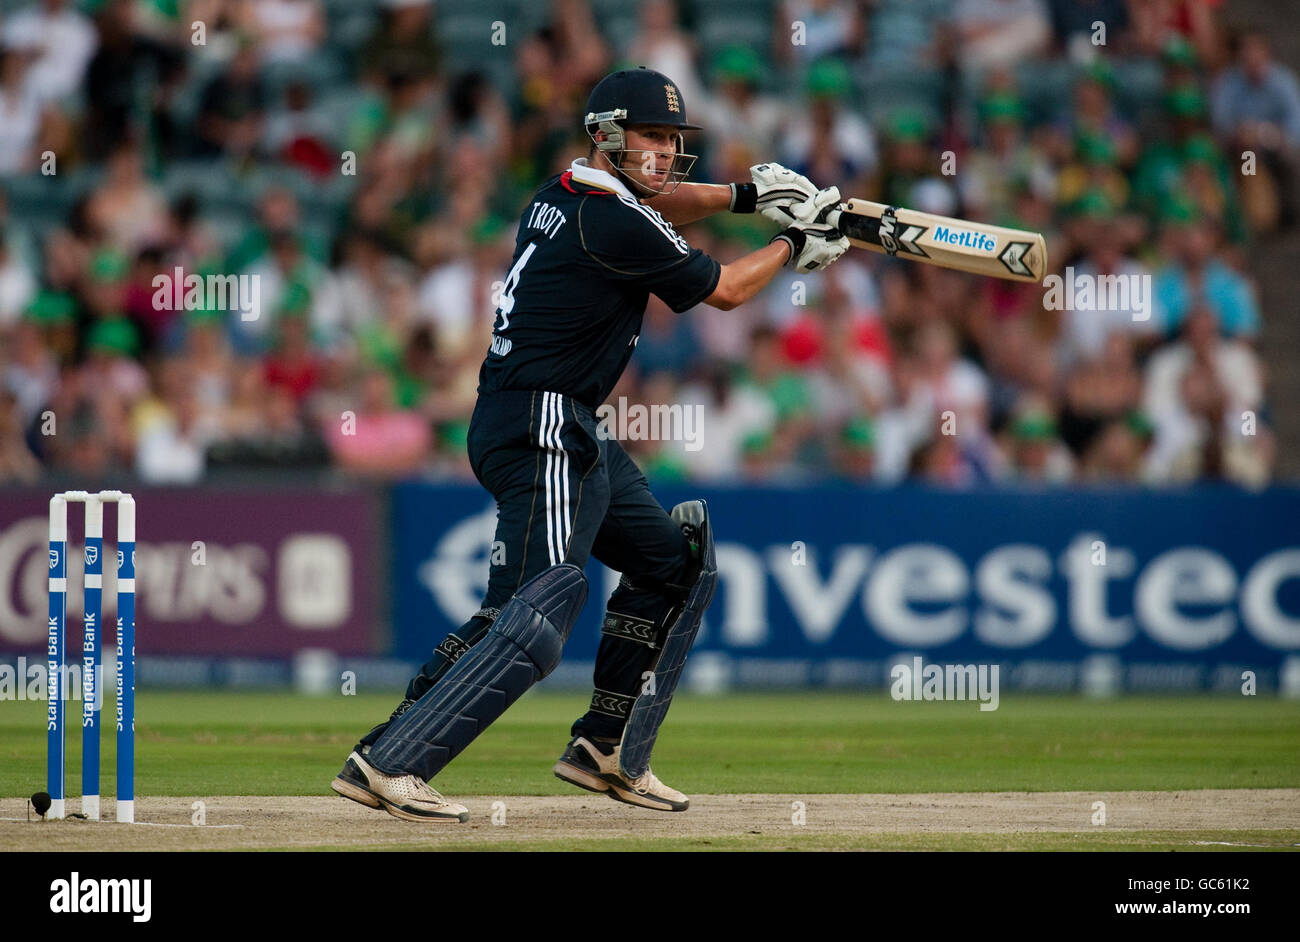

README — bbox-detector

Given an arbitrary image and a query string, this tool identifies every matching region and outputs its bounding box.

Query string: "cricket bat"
[827,199,1047,283]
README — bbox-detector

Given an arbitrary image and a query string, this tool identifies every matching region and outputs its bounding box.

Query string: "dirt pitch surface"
[3,789,1299,850]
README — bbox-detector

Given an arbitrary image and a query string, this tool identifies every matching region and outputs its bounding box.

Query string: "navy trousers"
[362,388,694,754]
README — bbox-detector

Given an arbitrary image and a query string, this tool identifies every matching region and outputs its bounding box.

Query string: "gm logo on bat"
[878,207,927,257]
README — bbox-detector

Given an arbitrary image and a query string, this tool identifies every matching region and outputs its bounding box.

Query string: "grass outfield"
[2,690,1297,798]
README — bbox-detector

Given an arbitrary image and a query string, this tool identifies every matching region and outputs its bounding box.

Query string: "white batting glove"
[751,163,820,224]
[784,185,843,224]
[771,220,849,273]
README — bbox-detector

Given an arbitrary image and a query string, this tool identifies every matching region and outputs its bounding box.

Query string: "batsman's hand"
[751,163,820,224]
[771,224,849,274]
[771,186,848,272]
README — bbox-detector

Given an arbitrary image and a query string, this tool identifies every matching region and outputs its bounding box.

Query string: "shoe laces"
[630,768,663,796]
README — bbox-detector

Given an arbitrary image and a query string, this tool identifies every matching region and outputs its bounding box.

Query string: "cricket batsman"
[331,66,848,821]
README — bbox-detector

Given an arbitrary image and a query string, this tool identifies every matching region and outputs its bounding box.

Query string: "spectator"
[950,0,1052,76]
[0,231,36,326]
[831,417,877,483]
[1059,332,1143,457]
[1129,1,1223,65]
[1080,413,1154,482]
[1046,0,1129,56]
[1211,29,1300,229]
[1054,199,1160,367]
[1153,213,1260,341]
[195,39,267,160]
[807,311,892,431]
[775,0,865,66]
[742,325,817,464]
[416,217,510,360]
[625,0,704,112]
[1132,86,1225,228]
[876,109,934,209]
[135,358,211,484]
[1048,62,1138,169]
[238,230,332,352]
[82,0,184,161]
[359,0,440,85]
[781,59,876,194]
[999,406,1074,483]
[322,369,431,478]
[263,81,336,176]
[1143,307,1268,486]
[635,295,702,379]
[0,49,49,176]
[1054,131,1129,214]
[961,94,1056,224]
[237,0,324,65]
[679,364,776,480]
[264,311,322,405]
[0,389,39,482]
[2,0,98,105]
[3,317,59,429]
[698,46,787,179]
[85,143,169,255]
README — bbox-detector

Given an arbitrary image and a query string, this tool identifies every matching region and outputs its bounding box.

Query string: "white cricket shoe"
[331,750,469,823]
[553,736,690,812]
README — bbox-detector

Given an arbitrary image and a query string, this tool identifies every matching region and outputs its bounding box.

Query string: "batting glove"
[751,163,820,224]
[771,220,849,273]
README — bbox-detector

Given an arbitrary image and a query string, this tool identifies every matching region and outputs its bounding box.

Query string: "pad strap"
[434,633,471,663]
[589,688,635,718]
[601,612,660,649]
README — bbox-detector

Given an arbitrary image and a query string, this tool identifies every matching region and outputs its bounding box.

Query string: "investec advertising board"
[393,483,1300,690]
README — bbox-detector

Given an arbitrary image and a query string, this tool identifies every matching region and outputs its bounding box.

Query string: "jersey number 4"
[495,242,537,332]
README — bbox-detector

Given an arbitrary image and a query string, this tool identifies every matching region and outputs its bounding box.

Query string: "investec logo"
[933,225,995,252]
[50,872,151,922]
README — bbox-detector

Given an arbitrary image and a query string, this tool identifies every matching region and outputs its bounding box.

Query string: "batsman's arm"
[647,182,743,226]
[703,240,791,310]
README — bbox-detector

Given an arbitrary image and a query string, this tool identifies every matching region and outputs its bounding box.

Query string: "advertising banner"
[0,489,382,657]
[392,482,1300,690]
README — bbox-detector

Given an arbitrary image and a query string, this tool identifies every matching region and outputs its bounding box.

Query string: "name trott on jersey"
[525,201,568,239]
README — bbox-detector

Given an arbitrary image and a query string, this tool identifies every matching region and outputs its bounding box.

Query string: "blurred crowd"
[0,0,1294,488]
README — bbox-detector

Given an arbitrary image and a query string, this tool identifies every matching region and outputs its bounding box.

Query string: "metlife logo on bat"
[931,225,997,252]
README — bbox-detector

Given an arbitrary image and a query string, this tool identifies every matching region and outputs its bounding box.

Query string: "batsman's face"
[623,125,679,191]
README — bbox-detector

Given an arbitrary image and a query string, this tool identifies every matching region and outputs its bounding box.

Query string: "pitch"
[3,692,1297,851]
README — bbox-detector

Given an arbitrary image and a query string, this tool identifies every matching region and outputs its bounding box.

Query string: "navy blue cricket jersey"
[477,158,721,409]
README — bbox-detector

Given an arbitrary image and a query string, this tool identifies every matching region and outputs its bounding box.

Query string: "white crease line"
[0,817,244,828]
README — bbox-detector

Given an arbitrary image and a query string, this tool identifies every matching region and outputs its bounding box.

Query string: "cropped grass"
[3,691,1297,799]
